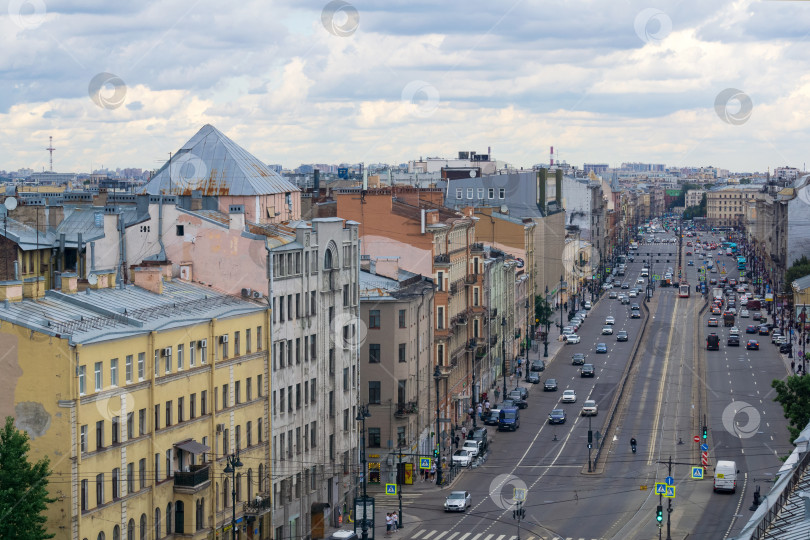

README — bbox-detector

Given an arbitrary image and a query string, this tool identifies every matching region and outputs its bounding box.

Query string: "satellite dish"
[88,274,98,285]
[469,170,477,178]
[4,197,17,211]
[500,205,508,214]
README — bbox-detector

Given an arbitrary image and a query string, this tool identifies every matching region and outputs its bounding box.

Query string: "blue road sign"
[665,476,674,486]
[419,457,431,469]
[655,483,667,495]
[692,467,704,480]
[665,486,676,498]
[385,484,397,495]
[701,444,709,451]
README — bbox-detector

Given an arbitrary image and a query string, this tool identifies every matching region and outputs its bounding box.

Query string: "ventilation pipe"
[556,168,563,208]
[363,166,368,191]
[13,260,19,281]
[421,209,426,234]
[90,241,96,271]
[117,211,127,288]
[77,233,83,278]
[156,196,167,261]
[313,169,320,193]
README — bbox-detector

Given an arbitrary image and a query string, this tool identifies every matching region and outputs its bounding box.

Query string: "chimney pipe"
[13,260,19,281]
[90,241,96,271]
[421,209,426,234]
[313,169,320,193]
[363,166,368,191]
[77,233,83,278]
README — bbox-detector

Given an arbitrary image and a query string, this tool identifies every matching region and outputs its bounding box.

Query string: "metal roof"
[0,280,265,345]
[0,216,57,250]
[793,274,810,292]
[143,124,300,197]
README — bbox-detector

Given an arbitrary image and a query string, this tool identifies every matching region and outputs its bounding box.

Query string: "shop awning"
[175,439,210,454]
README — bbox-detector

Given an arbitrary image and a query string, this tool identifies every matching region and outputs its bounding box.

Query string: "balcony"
[394,401,418,418]
[464,274,477,285]
[450,283,459,295]
[173,464,211,494]
[434,254,450,265]
[244,494,272,516]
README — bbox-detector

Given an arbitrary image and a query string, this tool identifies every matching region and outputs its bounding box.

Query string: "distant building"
[583,164,609,175]
[28,171,77,185]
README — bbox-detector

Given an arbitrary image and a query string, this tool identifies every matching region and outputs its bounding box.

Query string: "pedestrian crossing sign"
[513,488,527,501]
[692,467,704,480]
[385,484,397,495]
[655,483,667,495]
[665,486,676,498]
[419,457,431,469]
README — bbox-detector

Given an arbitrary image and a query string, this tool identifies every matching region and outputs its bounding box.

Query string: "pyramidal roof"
[144,124,298,196]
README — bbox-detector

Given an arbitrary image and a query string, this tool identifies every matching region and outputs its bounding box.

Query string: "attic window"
[176,225,184,236]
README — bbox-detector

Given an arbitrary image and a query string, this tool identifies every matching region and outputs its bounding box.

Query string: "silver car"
[444,491,471,512]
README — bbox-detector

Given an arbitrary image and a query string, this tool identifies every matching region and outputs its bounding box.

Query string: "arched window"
[175,500,185,534]
[127,519,134,540]
[223,478,229,508]
[258,464,264,493]
[139,514,146,540]
[236,473,242,502]
[112,526,120,540]
[97,532,106,540]
[247,469,253,500]
[166,502,172,535]
[196,498,204,531]
[154,508,161,539]
[324,248,335,270]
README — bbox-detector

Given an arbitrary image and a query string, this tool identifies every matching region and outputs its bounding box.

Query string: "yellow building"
[0,267,271,540]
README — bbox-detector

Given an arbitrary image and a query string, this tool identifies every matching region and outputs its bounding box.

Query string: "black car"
[527,372,540,384]
[544,378,558,391]
[727,335,740,346]
[508,391,528,409]
[512,386,529,400]
[630,309,641,319]
[616,330,629,342]
[758,326,770,336]
[580,364,595,377]
[548,409,566,425]
[531,359,546,372]
[470,427,488,451]
[780,343,793,354]
[572,353,586,365]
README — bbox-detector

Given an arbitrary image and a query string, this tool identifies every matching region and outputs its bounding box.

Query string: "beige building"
[685,189,706,208]
[707,186,766,228]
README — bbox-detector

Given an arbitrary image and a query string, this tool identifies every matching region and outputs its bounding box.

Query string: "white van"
[714,460,739,493]
[641,268,649,277]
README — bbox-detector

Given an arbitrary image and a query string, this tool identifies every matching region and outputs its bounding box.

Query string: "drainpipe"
[90,242,96,271]
[13,260,19,281]
[77,233,83,278]
[156,196,167,262]
[117,211,127,288]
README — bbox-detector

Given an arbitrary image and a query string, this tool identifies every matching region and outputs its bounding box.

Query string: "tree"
[787,256,810,284]
[0,417,55,540]
[534,294,553,327]
[772,376,810,441]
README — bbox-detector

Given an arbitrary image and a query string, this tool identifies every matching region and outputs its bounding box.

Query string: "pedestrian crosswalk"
[406,531,603,540]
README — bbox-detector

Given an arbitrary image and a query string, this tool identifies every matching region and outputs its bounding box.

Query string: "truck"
[747,299,762,311]
[723,312,735,327]
[712,288,724,303]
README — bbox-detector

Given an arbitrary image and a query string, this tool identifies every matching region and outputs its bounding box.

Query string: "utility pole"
[512,497,526,540]
[397,450,403,528]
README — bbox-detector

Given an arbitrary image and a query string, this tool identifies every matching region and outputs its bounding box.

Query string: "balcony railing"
[244,494,272,515]
[173,464,210,492]
[394,401,418,417]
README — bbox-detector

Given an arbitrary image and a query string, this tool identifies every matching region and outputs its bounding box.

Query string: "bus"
[737,256,746,270]
[679,282,690,298]
[721,242,738,254]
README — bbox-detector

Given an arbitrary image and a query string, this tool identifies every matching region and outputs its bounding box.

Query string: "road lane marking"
[413,531,426,539]
[445,533,459,540]
[433,533,448,540]
[423,532,437,539]
[457,534,470,540]
[647,296,680,464]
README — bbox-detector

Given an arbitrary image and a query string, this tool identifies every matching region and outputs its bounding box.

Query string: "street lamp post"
[558,275,564,333]
[355,405,371,540]
[525,298,531,382]
[471,352,477,429]
[433,366,443,486]
[501,317,508,399]
[543,285,550,358]
[223,452,243,540]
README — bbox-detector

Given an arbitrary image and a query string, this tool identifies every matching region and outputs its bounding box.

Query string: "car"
[617,330,629,341]
[512,386,528,400]
[605,316,615,325]
[759,326,770,336]
[727,335,740,346]
[595,343,608,353]
[746,340,760,350]
[562,326,574,335]
[631,303,641,311]
[773,335,788,346]
[602,283,613,290]
[622,282,630,289]
[602,326,614,335]
[565,334,581,344]
[780,343,793,354]
[527,372,540,384]
[461,440,480,458]
[562,389,577,403]
[609,291,618,299]
[500,399,516,409]
[708,317,718,327]
[548,409,567,424]
[729,327,740,335]
[581,364,595,377]
[544,378,558,391]
[452,450,473,467]
[581,400,598,416]
[484,406,501,426]
[753,312,764,322]
[530,359,546,372]
[630,309,641,319]
[620,295,630,304]
[584,301,592,310]
[470,427,488,450]
[444,491,472,512]
[629,289,639,297]
[688,260,694,266]
[572,353,586,366]
[637,278,645,284]
[508,391,528,409]
[746,325,758,334]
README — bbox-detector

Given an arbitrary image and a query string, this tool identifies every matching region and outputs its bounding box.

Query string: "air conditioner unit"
[163,347,172,357]
[252,291,262,299]
[221,335,229,343]
[199,339,207,348]
[216,423,225,432]
[241,288,252,297]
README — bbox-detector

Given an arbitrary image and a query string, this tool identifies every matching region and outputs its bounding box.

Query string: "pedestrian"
[476,403,483,419]
[461,425,467,438]
[484,399,490,410]
[791,361,795,373]
[430,463,436,480]
[386,513,392,535]
[393,511,399,532]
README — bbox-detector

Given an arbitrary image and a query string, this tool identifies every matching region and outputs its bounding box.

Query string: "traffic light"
[433,448,439,459]
[656,505,663,524]
[702,425,708,439]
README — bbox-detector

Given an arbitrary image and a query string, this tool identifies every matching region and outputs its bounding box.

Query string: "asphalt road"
[378,231,793,540]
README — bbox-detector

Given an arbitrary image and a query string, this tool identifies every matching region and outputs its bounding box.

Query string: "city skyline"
[2,1,809,173]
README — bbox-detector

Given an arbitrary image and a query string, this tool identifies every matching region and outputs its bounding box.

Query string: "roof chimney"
[229,205,245,230]
[133,267,164,295]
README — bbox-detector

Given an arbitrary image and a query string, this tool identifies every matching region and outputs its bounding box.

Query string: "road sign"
[385,484,397,495]
[702,452,709,466]
[665,476,674,486]
[692,467,704,480]
[419,458,431,469]
[655,483,667,495]
[665,486,676,498]
[514,488,527,501]
[693,435,700,443]
[701,443,708,451]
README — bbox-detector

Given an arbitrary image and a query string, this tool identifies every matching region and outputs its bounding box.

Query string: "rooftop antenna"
[46,136,55,172]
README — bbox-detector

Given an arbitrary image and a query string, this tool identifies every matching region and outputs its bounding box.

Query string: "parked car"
[548,409,567,424]
[512,386,528,400]
[527,372,540,384]
[562,389,577,403]
[508,390,528,409]
[584,301,592,310]
[617,330,629,342]
[531,359,546,372]
[444,491,472,512]
[565,334,581,344]
[572,353,586,365]
[780,343,793,354]
[470,427,488,450]
[581,364,595,377]
[461,440,480,458]
[746,340,760,350]
[581,400,598,416]
[544,378,558,391]
[452,449,473,467]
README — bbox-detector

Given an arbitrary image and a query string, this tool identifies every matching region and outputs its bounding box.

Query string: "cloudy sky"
[2,0,809,174]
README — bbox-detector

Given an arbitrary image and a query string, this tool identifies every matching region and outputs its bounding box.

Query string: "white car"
[444,491,471,512]
[562,389,577,403]
[601,326,614,335]
[452,450,473,467]
[605,316,615,325]
[740,309,749,318]
[581,400,598,416]
[565,334,581,344]
[584,301,592,310]
[637,277,645,284]
[461,440,480,458]
[729,327,740,336]
[629,289,639,298]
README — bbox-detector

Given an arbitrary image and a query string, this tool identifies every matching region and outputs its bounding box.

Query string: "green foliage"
[787,256,810,284]
[0,417,55,540]
[739,178,752,184]
[772,376,810,441]
[682,193,707,220]
[534,294,553,327]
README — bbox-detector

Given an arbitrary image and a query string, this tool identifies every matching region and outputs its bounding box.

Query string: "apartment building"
[685,189,706,208]
[0,272,270,540]
[706,185,767,228]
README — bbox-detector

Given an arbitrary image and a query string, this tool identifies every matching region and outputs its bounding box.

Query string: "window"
[155,453,160,482]
[78,365,86,395]
[456,188,462,199]
[477,188,484,199]
[166,449,172,479]
[189,341,196,367]
[247,421,252,447]
[201,391,207,415]
[112,467,120,499]
[177,344,184,370]
[311,378,317,403]
[368,381,381,404]
[473,287,479,306]
[437,307,444,329]
[165,349,172,374]
[368,428,381,447]
[279,388,285,413]
[311,421,317,448]
[236,425,241,451]
[139,458,146,489]
[296,338,301,364]
[222,384,229,409]
[466,188,473,199]
[279,433,285,460]
[398,343,406,363]
[178,397,184,423]
[246,329,252,353]
[369,344,381,363]
[139,409,146,436]
[94,362,102,391]
[343,409,349,431]
[235,381,241,404]
[165,400,172,427]
[398,309,406,328]
[397,380,406,404]
[343,367,349,390]
[176,224,184,236]
[125,355,133,383]
[499,188,505,199]
[258,418,263,443]
[488,188,495,199]
[438,344,444,365]
[137,352,145,381]
[303,383,308,405]
[437,271,443,291]
[310,334,316,360]
[96,473,104,505]
[234,331,240,356]
[257,375,262,397]
[96,420,104,449]
[81,479,88,511]
[80,425,87,453]
[201,340,207,363]
[126,412,134,440]
[397,426,406,447]
[296,383,301,409]
[288,385,293,411]
[369,310,380,329]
